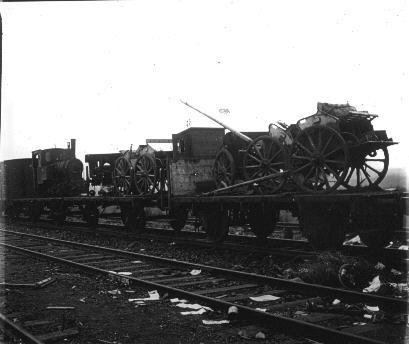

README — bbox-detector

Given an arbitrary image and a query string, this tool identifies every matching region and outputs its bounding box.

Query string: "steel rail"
[1,237,387,344]
[1,228,407,312]
[0,312,45,344]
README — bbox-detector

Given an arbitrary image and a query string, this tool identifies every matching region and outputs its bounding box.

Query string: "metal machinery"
[31,139,85,197]
[85,153,121,192]
[2,104,403,250]
[112,143,171,197]
[207,102,397,194]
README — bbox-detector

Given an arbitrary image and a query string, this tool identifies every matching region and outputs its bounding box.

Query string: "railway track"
[1,228,407,344]
[9,217,409,270]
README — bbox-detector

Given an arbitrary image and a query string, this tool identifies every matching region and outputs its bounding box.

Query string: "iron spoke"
[364,163,382,175]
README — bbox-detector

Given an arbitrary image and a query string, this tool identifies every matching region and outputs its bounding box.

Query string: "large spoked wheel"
[113,157,133,195]
[290,125,349,193]
[213,148,235,188]
[201,209,229,243]
[248,206,278,240]
[342,147,389,189]
[243,136,288,193]
[134,155,157,195]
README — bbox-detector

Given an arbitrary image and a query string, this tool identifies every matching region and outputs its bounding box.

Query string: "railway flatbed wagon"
[171,189,405,249]
[1,102,406,251]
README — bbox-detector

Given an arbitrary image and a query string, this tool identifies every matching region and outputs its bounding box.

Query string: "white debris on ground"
[190,269,202,276]
[129,290,160,302]
[250,295,281,302]
[202,319,230,325]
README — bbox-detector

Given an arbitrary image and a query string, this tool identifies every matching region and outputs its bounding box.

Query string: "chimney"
[70,139,76,157]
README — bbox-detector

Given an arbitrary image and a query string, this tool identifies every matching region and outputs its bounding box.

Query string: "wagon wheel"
[113,157,133,195]
[213,148,235,188]
[134,155,157,195]
[248,206,278,240]
[290,125,349,193]
[243,136,288,193]
[342,146,389,189]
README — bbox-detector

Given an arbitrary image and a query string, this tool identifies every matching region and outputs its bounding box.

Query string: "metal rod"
[180,100,252,143]
[0,312,45,344]
[202,170,289,196]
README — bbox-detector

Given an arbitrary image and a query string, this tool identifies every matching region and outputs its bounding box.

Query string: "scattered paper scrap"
[255,331,266,339]
[176,303,212,311]
[202,319,230,325]
[181,308,207,315]
[344,235,362,245]
[365,305,380,312]
[132,260,143,264]
[255,308,267,312]
[250,295,280,302]
[332,299,341,305]
[353,322,367,326]
[398,245,408,250]
[129,290,160,302]
[117,272,132,276]
[79,298,86,303]
[363,276,381,293]
[107,289,121,295]
[363,314,372,319]
[190,269,202,276]
[170,298,187,303]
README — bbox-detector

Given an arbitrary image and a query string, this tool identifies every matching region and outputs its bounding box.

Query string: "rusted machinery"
[183,101,397,193]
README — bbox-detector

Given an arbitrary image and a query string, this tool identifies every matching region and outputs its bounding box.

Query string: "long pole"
[180,100,252,143]
[201,170,288,196]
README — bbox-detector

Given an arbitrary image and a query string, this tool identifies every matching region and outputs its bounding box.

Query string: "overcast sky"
[0,1,408,171]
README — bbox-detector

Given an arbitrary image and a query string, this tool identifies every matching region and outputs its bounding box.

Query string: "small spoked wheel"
[290,125,349,193]
[343,147,389,189]
[113,157,133,195]
[134,155,157,195]
[243,136,288,193]
[213,148,235,188]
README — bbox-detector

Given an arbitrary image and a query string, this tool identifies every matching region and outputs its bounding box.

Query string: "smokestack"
[70,139,76,157]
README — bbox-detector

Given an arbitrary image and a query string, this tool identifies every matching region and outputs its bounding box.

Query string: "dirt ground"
[0,249,306,344]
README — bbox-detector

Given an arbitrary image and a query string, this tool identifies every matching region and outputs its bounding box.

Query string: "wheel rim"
[290,126,349,192]
[343,147,389,189]
[213,148,235,188]
[134,155,157,195]
[113,157,132,195]
[243,136,288,193]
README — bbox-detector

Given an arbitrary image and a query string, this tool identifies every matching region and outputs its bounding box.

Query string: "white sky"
[0,0,408,171]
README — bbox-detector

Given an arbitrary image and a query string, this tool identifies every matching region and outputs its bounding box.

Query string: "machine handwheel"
[248,206,278,240]
[290,125,349,193]
[201,209,229,243]
[243,136,288,193]
[342,147,389,189]
[213,148,235,188]
[134,155,157,195]
[113,157,133,195]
